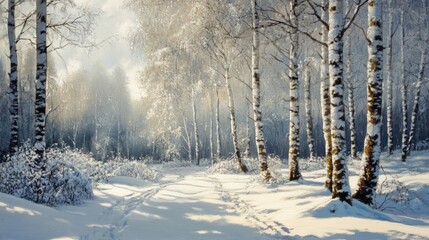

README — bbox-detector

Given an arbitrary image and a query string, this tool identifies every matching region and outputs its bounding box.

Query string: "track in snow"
[210,176,290,239]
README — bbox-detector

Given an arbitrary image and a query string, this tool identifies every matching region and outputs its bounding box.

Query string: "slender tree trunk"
[400,11,408,162]
[209,88,214,164]
[252,0,271,182]
[244,93,251,159]
[406,0,427,157]
[192,91,200,165]
[328,0,352,205]
[34,0,48,163]
[304,67,315,160]
[346,39,357,159]
[321,0,333,192]
[386,0,394,155]
[117,118,120,157]
[406,50,426,156]
[182,117,192,162]
[353,0,383,205]
[225,66,248,173]
[8,0,19,155]
[215,85,221,163]
[288,0,301,181]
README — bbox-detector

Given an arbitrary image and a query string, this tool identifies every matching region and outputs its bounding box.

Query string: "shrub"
[0,144,93,206]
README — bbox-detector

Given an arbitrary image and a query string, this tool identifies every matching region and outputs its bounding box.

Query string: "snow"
[1,151,429,239]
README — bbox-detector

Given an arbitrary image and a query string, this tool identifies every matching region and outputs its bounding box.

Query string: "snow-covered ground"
[1,151,429,240]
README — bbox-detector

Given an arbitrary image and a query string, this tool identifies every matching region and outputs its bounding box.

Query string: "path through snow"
[2,153,429,240]
[81,167,281,240]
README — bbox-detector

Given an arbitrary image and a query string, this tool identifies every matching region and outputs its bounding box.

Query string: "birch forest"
[1,0,429,238]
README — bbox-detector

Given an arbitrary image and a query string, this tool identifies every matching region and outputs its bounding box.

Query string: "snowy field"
[1,151,429,240]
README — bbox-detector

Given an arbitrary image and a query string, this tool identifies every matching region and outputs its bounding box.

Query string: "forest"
[0,0,428,239]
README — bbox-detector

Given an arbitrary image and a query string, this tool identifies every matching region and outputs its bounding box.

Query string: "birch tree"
[34,0,48,161]
[198,0,248,172]
[353,0,383,205]
[386,0,394,155]
[328,0,352,204]
[288,0,301,181]
[252,0,271,182]
[346,39,357,160]
[191,88,200,165]
[244,93,251,159]
[304,66,315,160]
[225,65,248,172]
[215,83,221,162]
[8,0,19,155]
[320,0,333,192]
[405,0,427,157]
[400,11,408,162]
[406,51,426,156]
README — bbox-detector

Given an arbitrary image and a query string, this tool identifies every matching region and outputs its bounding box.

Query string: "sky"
[58,0,142,99]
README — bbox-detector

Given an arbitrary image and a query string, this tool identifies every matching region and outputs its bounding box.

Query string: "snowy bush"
[207,156,258,174]
[374,176,412,211]
[265,155,287,184]
[207,155,287,183]
[0,144,94,206]
[47,148,109,184]
[47,149,159,183]
[161,160,192,168]
[104,157,159,180]
[0,145,160,206]
[299,157,326,171]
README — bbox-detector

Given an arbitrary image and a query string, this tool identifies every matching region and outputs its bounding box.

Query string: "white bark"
[328,0,352,205]
[225,67,247,172]
[35,0,48,162]
[209,87,214,164]
[400,11,408,162]
[182,117,192,162]
[192,90,200,165]
[346,38,357,159]
[353,0,383,205]
[304,68,315,160]
[406,50,426,155]
[8,0,19,155]
[321,0,333,192]
[215,85,221,163]
[244,94,251,159]
[288,0,301,181]
[252,0,271,182]
[386,0,394,155]
[405,0,427,157]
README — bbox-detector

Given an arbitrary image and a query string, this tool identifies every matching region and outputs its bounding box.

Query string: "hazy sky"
[58,0,142,99]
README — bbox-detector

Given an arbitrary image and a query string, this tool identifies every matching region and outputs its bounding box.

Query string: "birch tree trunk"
[406,50,426,156]
[328,0,352,205]
[209,86,214,164]
[346,39,357,159]
[252,0,271,182]
[215,85,221,163]
[405,0,427,157]
[400,11,408,162]
[321,0,333,192]
[8,0,19,155]
[386,0,394,155]
[182,117,192,162]
[225,67,248,173]
[117,118,121,157]
[34,0,48,163]
[288,0,301,181]
[304,67,315,160]
[244,93,251,159]
[192,90,200,165]
[353,0,383,205]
